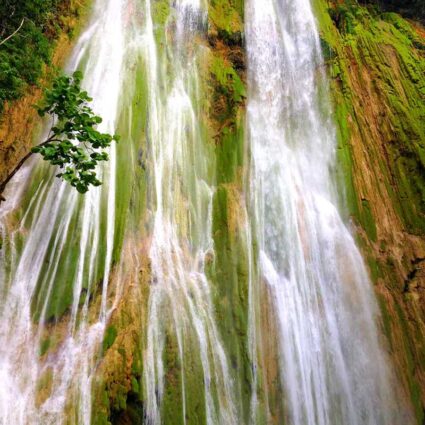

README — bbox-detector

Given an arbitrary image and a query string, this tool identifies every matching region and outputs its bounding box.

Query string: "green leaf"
[34,71,119,194]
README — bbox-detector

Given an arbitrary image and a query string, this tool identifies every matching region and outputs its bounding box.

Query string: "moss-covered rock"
[313,1,425,422]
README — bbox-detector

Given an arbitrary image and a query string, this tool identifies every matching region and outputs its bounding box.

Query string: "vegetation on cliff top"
[361,0,425,23]
[0,0,79,111]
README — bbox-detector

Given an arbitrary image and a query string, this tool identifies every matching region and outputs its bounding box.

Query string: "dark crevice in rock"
[403,257,425,293]
[110,393,144,425]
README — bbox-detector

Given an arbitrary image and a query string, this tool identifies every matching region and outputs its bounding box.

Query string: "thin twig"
[0,18,25,47]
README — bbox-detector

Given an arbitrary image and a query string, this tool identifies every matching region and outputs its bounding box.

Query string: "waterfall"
[0,0,238,423]
[0,1,126,423]
[245,0,410,424]
[141,0,237,423]
[0,0,413,423]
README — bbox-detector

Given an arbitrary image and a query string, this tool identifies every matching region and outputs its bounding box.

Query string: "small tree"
[0,71,119,201]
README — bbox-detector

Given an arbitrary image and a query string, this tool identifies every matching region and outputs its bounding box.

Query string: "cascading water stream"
[245,0,411,424]
[0,0,414,423]
[0,0,239,423]
[0,1,127,423]
[142,0,237,423]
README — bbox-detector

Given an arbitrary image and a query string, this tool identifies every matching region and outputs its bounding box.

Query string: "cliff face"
[0,0,424,423]
[314,1,425,421]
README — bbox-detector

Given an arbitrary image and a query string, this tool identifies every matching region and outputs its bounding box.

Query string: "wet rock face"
[314,0,425,422]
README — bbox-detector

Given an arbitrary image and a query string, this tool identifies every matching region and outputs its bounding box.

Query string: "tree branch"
[0,18,25,47]
[0,138,55,202]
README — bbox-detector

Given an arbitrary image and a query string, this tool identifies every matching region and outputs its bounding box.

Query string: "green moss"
[208,182,252,421]
[360,199,378,242]
[39,337,51,357]
[102,326,117,352]
[151,0,171,47]
[376,294,393,349]
[366,255,381,283]
[93,410,111,425]
[161,329,184,424]
[30,192,93,322]
[209,55,246,131]
[184,337,209,423]
[113,58,149,263]
[209,0,243,35]
[130,376,139,395]
[314,0,425,235]
[394,301,424,424]
[334,102,360,219]
[210,56,246,103]
[203,2,254,416]
[216,123,245,184]
[152,0,170,26]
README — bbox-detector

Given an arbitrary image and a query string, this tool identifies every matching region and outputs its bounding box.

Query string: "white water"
[0,0,238,423]
[245,0,410,424]
[142,0,237,423]
[0,1,126,423]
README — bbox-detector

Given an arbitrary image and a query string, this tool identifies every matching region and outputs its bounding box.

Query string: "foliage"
[361,0,425,22]
[0,0,69,110]
[34,71,119,193]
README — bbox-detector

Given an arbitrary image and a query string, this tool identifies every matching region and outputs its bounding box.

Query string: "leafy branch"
[0,71,119,201]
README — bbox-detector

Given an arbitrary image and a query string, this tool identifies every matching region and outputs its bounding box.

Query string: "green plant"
[0,71,119,199]
[0,0,67,110]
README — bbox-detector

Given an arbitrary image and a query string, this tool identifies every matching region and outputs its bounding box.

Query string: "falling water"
[245,0,411,424]
[141,0,237,423]
[0,0,238,423]
[0,0,414,423]
[0,1,127,423]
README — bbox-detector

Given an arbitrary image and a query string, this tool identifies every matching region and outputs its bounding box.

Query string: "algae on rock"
[313,1,425,422]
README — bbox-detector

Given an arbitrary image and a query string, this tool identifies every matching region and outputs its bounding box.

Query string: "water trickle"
[245,0,411,424]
